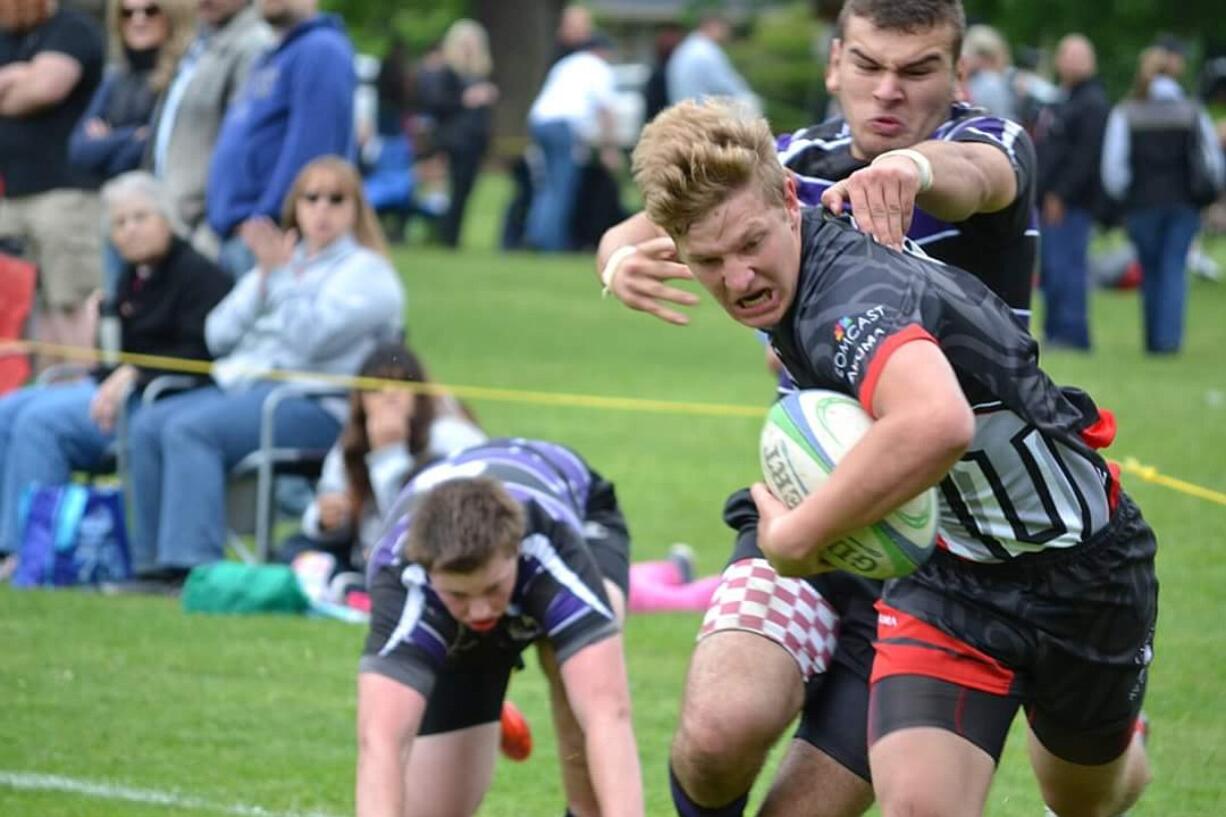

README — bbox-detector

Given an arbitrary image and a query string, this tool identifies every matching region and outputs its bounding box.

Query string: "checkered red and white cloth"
[699,558,839,679]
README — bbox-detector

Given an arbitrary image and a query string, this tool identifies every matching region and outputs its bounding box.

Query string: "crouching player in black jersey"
[355,439,643,817]
[632,100,1155,817]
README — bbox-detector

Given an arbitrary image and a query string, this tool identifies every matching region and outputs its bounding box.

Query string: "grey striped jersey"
[770,210,1121,563]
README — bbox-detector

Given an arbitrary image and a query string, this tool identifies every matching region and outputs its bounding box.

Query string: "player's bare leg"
[757,740,874,817]
[670,630,805,808]
[401,723,500,817]
[538,580,628,817]
[870,727,994,817]
[1028,725,1151,817]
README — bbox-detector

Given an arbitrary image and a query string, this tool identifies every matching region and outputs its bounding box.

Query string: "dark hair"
[341,343,436,519]
[837,0,966,59]
[406,478,525,572]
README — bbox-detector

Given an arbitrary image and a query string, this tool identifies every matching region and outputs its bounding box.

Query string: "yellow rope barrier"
[5,339,1223,508]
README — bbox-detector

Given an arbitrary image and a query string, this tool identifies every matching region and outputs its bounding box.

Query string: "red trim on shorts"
[858,324,939,417]
[872,600,1015,696]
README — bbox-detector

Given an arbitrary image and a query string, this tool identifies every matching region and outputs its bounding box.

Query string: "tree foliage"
[322,0,467,56]
[964,0,1225,97]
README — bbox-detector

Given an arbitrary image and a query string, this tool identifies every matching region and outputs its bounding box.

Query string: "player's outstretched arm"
[355,672,427,817]
[560,634,645,817]
[595,213,699,326]
[821,140,1018,250]
[754,341,974,576]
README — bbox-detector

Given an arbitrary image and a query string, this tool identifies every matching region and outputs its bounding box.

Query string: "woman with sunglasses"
[121,156,405,592]
[69,0,193,180]
[69,0,193,292]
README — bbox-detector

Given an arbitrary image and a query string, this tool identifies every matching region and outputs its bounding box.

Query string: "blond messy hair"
[632,99,786,239]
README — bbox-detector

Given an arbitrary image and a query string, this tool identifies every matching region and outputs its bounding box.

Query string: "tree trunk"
[475,0,565,153]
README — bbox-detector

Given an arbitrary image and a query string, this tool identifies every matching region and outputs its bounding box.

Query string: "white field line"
[0,771,344,817]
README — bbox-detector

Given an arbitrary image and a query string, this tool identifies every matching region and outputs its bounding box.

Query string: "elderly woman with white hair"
[0,171,232,563]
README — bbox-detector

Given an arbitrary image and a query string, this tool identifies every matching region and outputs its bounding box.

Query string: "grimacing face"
[678,176,803,330]
[429,553,518,633]
[827,13,963,161]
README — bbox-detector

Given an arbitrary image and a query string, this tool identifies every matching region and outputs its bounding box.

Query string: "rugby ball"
[759,389,938,578]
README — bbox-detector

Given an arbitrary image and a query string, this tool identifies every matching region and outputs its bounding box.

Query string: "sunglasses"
[300,191,348,205]
[120,3,161,20]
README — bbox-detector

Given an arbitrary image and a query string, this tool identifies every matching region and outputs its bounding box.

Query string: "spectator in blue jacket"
[205,0,354,275]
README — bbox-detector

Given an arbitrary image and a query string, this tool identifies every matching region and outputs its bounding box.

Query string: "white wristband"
[600,245,639,298]
[872,148,934,193]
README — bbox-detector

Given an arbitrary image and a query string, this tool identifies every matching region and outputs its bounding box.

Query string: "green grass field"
[2,177,1225,816]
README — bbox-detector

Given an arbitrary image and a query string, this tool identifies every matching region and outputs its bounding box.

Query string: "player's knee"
[674,696,776,775]
[878,789,962,817]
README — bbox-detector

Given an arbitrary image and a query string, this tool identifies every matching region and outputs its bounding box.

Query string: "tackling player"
[355,439,642,817]
[633,97,1155,817]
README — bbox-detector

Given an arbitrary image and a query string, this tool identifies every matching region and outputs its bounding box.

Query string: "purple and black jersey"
[360,439,621,698]
[776,103,1038,325]
[772,210,1121,563]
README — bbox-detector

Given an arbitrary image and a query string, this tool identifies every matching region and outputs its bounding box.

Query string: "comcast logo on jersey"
[832,306,889,382]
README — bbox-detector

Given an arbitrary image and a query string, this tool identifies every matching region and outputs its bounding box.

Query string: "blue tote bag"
[12,484,132,587]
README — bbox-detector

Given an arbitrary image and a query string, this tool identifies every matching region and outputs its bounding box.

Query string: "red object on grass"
[500,700,533,761]
[344,589,371,613]
[1118,260,1142,290]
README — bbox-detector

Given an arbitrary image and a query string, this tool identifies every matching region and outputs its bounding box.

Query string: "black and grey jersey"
[359,439,619,697]
[775,103,1038,326]
[770,210,1121,563]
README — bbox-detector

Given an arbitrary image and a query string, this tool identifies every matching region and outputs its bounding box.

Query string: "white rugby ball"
[759,389,938,579]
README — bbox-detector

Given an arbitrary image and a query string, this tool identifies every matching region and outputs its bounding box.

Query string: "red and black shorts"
[870,494,1158,766]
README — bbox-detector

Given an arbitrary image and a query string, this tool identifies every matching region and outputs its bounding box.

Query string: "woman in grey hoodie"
[124,156,405,589]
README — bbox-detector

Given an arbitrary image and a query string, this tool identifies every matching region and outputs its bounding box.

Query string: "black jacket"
[102,237,233,387]
[1037,77,1110,210]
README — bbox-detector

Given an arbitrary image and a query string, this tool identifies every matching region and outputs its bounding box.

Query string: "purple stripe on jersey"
[794,188,961,245]
[932,104,1004,141]
[909,209,958,243]
[795,177,829,207]
[410,624,448,665]
[544,590,588,632]
[504,482,585,531]
[368,439,593,577]
[776,132,795,152]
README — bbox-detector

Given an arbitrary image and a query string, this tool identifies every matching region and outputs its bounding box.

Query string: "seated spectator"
[0,171,231,562]
[122,156,405,592]
[70,0,195,292]
[277,342,485,574]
